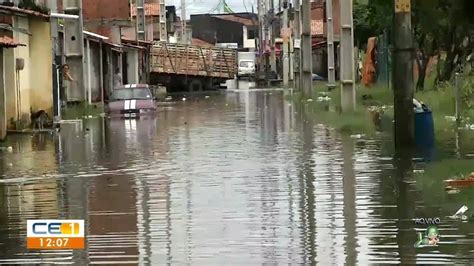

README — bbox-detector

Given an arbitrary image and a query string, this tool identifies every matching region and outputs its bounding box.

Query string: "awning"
[122,43,146,50]
[84,30,109,40]
[0,36,25,48]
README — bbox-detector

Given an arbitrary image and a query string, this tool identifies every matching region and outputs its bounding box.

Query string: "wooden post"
[393,0,415,148]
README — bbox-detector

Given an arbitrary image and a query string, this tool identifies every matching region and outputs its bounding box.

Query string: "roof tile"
[0,36,25,47]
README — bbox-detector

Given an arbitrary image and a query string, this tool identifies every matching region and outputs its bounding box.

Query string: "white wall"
[243,26,255,50]
[126,49,139,84]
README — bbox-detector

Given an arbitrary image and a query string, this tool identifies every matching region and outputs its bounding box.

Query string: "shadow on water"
[0,86,473,264]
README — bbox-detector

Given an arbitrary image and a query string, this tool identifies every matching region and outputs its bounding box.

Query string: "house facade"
[190,13,257,49]
[0,5,52,132]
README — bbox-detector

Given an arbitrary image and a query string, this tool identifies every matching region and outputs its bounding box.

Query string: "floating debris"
[317,96,331,102]
[448,205,469,220]
[182,97,187,101]
[465,124,474,130]
[306,98,313,102]
[444,172,474,187]
[445,186,461,194]
[1,146,14,153]
[350,134,365,139]
[445,116,457,122]
[413,169,425,174]
[205,95,210,99]
[165,96,173,101]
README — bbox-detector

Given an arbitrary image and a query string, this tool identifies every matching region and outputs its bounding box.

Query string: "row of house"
[0,0,173,140]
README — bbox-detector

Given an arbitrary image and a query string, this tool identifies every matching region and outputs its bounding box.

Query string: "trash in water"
[182,97,186,101]
[350,134,365,139]
[317,96,331,102]
[465,124,474,130]
[444,172,474,188]
[413,169,425,174]
[445,116,457,122]
[165,96,172,101]
[307,98,313,102]
[445,186,461,194]
[205,95,210,99]
[448,205,469,220]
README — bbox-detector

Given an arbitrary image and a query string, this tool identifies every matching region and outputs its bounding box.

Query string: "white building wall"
[243,26,255,50]
[126,49,139,84]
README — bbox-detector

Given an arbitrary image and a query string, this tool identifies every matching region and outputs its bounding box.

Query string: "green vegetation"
[62,103,104,120]
[414,159,474,210]
[354,0,473,90]
[288,75,474,137]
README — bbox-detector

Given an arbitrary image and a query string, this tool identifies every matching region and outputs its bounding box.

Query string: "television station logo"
[27,220,85,250]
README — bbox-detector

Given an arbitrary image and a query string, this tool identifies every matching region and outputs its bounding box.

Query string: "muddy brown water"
[0,89,473,264]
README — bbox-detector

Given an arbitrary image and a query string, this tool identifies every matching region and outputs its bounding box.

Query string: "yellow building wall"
[29,17,53,117]
[14,17,31,128]
[3,17,53,130]
[4,33,17,129]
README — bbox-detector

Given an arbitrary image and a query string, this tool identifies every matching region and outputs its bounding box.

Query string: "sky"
[170,0,258,18]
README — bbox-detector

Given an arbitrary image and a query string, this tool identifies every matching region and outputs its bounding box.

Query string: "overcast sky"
[169,0,258,17]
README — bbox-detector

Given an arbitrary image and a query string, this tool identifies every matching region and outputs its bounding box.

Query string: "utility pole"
[63,0,85,103]
[339,0,356,111]
[269,0,276,74]
[282,1,289,86]
[293,0,301,90]
[325,0,336,89]
[181,0,187,44]
[159,0,167,41]
[136,0,146,40]
[301,0,312,96]
[50,0,60,120]
[393,0,415,148]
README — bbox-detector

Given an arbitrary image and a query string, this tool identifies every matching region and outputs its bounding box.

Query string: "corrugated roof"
[0,5,49,19]
[130,3,160,17]
[122,38,153,46]
[0,36,25,47]
[214,14,256,27]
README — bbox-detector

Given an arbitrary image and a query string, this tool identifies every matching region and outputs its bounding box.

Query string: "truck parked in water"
[236,51,256,80]
[150,42,237,92]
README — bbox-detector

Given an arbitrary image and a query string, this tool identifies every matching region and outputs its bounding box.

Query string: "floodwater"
[1,87,474,264]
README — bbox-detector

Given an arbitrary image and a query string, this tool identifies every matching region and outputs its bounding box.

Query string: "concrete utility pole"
[159,0,167,41]
[269,0,276,73]
[136,0,146,40]
[339,0,356,111]
[282,2,289,86]
[181,0,187,44]
[301,0,312,96]
[325,0,336,89]
[50,0,60,120]
[393,0,415,148]
[293,0,301,90]
[63,0,85,103]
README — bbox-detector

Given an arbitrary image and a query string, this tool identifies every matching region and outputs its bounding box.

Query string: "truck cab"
[236,51,256,80]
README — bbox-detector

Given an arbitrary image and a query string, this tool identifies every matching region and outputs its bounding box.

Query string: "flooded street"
[1,88,474,264]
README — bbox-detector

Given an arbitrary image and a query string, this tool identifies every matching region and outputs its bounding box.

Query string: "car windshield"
[239,61,254,67]
[110,88,152,101]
